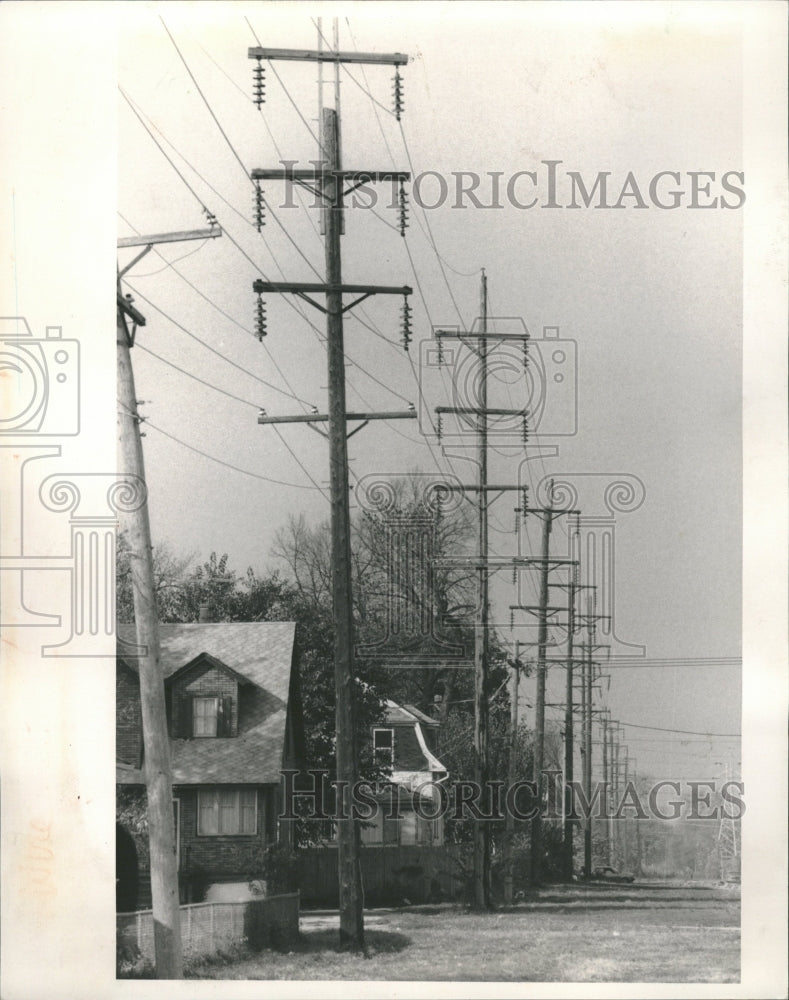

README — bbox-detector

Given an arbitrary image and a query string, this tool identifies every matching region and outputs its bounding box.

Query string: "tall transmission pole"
[562,559,578,879]
[323,107,363,950]
[473,270,492,909]
[503,640,522,905]
[530,480,553,885]
[248,43,410,950]
[432,300,533,909]
[116,224,220,978]
[584,625,594,876]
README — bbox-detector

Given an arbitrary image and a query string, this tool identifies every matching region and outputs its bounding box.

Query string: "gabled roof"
[116,622,298,786]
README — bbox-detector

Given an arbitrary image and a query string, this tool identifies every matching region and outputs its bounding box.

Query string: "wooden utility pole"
[602,713,611,866]
[434,321,540,909]
[473,270,492,909]
[322,106,364,949]
[583,629,594,877]
[530,480,553,885]
[504,640,521,905]
[608,719,616,866]
[117,293,183,979]
[249,43,410,949]
[562,566,577,879]
[116,226,220,979]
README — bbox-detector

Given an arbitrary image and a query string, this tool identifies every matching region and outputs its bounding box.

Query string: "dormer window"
[373,728,394,766]
[194,697,219,737]
[180,694,232,738]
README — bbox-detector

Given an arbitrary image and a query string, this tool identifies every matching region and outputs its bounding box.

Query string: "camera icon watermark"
[418,318,577,446]
[0,317,80,435]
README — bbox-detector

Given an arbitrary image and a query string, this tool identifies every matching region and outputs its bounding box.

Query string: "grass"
[189,882,740,982]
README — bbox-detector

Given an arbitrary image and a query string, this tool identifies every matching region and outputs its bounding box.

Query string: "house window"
[373,728,394,766]
[193,697,219,737]
[197,788,258,835]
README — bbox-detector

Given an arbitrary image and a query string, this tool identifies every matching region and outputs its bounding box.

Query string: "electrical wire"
[160,16,325,282]
[121,85,423,415]
[118,211,315,413]
[137,342,327,495]
[144,418,322,490]
[123,282,312,406]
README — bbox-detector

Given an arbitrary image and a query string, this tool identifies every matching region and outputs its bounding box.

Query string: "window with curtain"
[197,788,258,835]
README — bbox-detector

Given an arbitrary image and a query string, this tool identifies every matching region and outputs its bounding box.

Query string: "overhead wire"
[119,93,416,413]
[118,211,314,411]
[144,418,322,490]
[123,282,312,406]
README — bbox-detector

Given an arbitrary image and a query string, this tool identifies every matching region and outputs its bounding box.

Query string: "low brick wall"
[117,892,300,963]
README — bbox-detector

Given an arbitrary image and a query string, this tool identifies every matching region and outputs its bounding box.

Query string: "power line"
[136,340,327,496]
[161,16,324,282]
[145,418,322,491]
[122,82,420,415]
[619,721,741,738]
[118,211,315,413]
[119,87,211,215]
[137,343,259,410]
[124,282,313,406]
[160,16,250,179]
[247,18,321,146]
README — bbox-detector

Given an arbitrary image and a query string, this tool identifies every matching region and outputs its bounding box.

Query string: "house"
[299,699,456,905]
[362,700,448,847]
[116,621,304,907]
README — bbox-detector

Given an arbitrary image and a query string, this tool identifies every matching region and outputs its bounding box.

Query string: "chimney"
[198,602,211,623]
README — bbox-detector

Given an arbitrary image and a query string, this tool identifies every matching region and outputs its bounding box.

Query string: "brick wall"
[116,665,141,766]
[176,786,274,881]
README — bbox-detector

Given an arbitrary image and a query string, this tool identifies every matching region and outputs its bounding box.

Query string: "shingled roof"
[116,622,298,786]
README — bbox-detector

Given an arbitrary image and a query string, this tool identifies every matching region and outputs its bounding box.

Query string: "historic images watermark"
[270,160,746,211]
[279,770,746,824]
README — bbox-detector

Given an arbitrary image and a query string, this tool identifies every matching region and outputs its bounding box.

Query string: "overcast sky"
[109,3,749,778]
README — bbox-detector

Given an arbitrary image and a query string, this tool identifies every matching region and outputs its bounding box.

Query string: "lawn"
[188,882,740,982]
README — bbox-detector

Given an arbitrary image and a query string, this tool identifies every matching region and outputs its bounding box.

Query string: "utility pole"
[562,562,578,879]
[584,632,594,876]
[249,43,409,950]
[601,712,610,866]
[530,481,553,885]
[504,640,522,905]
[432,311,533,909]
[608,719,616,866]
[117,225,220,979]
[473,271,492,909]
[621,749,630,873]
[323,107,363,949]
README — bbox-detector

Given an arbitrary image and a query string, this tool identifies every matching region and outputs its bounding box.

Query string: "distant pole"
[116,294,183,979]
[602,714,610,865]
[504,641,521,904]
[622,751,630,872]
[608,721,616,866]
[530,480,554,885]
[323,106,365,950]
[583,623,594,877]
[563,565,577,879]
[473,269,492,910]
[612,727,621,867]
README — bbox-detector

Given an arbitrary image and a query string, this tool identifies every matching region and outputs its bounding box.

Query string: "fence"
[117,892,300,963]
[297,845,467,906]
